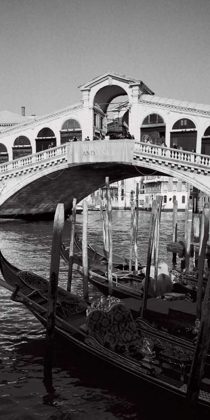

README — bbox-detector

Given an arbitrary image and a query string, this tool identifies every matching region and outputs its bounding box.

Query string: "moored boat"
[0,250,210,410]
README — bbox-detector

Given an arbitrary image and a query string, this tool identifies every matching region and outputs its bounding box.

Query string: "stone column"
[81,89,93,140]
[196,124,204,154]
[129,84,141,141]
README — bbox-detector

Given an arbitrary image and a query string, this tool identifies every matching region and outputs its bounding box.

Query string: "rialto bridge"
[0,72,210,218]
[0,140,209,219]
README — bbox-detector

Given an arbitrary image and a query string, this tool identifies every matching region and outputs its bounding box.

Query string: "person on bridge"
[84,136,90,141]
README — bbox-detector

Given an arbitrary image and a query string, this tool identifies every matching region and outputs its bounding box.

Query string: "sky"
[0,0,209,117]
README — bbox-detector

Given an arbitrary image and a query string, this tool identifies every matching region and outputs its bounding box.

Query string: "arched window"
[62,119,81,130]
[0,143,8,164]
[204,126,210,136]
[163,195,167,203]
[171,119,197,151]
[201,126,210,156]
[37,128,55,137]
[142,114,164,125]
[141,114,165,145]
[60,119,82,143]
[13,136,32,160]
[172,119,196,130]
[36,127,56,152]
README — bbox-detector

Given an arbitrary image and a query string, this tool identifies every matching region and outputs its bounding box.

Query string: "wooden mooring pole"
[151,200,158,265]
[154,198,162,288]
[99,188,107,251]
[185,200,193,271]
[141,210,156,319]
[172,200,178,266]
[133,183,139,275]
[196,204,210,321]
[44,203,65,380]
[129,192,135,272]
[67,198,77,292]
[82,200,89,301]
[105,177,113,295]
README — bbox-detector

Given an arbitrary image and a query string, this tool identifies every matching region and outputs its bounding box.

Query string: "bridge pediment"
[79,72,154,94]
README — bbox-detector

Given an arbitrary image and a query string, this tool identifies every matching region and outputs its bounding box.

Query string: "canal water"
[0,211,204,420]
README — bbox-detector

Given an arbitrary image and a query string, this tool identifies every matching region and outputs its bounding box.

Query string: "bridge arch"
[201,125,210,156]
[170,117,197,151]
[36,127,56,152]
[60,118,82,143]
[13,136,32,160]
[140,113,166,144]
[0,143,8,164]
[1,139,210,218]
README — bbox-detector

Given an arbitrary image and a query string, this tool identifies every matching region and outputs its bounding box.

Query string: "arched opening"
[140,114,165,145]
[36,128,56,152]
[93,85,130,140]
[0,143,8,164]
[106,102,130,139]
[170,118,197,151]
[201,126,210,155]
[60,119,82,144]
[13,136,32,160]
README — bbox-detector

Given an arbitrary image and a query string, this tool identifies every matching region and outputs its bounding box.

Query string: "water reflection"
[0,211,194,420]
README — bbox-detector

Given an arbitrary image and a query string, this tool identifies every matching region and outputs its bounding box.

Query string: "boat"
[61,235,199,312]
[0,250,210,410]
[60,236,145,300]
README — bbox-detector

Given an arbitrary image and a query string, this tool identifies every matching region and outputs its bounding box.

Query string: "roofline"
[0,101,83,138]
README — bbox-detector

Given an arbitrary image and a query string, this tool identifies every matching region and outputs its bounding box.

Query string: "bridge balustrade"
[134,142,210,171]
[0,144,67,175]
[0,140,209,178]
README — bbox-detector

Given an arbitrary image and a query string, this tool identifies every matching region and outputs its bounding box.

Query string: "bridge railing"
[0,140,210,176]
[0,144,67,174]
[134,142,210,169]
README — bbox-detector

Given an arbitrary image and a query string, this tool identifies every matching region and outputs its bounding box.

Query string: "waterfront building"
[84,176,191,212]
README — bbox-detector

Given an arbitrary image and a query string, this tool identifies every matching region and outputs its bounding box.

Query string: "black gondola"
[0,250,210,409]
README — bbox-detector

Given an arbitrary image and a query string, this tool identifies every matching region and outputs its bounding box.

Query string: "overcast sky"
[0,0,209,117]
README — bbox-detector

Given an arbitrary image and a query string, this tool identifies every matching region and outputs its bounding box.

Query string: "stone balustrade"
[134,142,210,174]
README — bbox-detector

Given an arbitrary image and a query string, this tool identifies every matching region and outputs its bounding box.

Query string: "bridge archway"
[93,85,128,139]
[0,143,8,164]
[140,113,166,144]
[13,136,32,160]
[36,128,56,152]
[201,126,210,155]
[60,119,82,143]
[170,118,197,151]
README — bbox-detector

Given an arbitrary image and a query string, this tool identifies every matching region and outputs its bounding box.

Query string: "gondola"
[0,250,210,410]
[60,234,145,300]
[61,239,199,329]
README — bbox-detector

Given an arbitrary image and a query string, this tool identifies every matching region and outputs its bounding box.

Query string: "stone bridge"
[0,139,209,219]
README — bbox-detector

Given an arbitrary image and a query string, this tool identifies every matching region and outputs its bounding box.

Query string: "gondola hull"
[0,250,210,409]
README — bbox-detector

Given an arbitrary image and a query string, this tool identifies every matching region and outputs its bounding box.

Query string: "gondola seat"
[86,303,142,352]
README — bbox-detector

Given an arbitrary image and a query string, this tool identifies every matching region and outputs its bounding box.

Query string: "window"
[172,119,196,130]
[142,114,164,125]
[181,119,187,126]
[182,196,186,204]
[163,195,167,203]
[173,195,176,203]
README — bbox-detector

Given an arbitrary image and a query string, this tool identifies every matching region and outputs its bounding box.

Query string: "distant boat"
[76,205,83,214]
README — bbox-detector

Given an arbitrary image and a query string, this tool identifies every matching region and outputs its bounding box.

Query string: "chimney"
[21,106,25,116]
